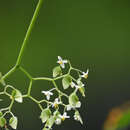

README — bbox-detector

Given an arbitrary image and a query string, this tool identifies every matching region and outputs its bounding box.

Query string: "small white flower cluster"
[0,56,88,130]
[40,56,88,130]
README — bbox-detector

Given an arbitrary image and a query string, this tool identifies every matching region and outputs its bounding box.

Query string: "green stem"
[9,98,15,111]
[28,96,43,110]
[53,74,68,80]
[52,80,68,98]
[16,0,44,66]
[27,80,33,96]
[28,95,39,104]
[19,66,33,80]
[2,66,16,80]
[33,77,53,81]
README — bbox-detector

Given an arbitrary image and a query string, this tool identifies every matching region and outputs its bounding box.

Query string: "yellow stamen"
[54,103,58,108]
[59,61,63,65]
[62,117,65,121]
[84,74,88,79]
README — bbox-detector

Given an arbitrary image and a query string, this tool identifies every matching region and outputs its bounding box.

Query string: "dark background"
[0,0,130,130]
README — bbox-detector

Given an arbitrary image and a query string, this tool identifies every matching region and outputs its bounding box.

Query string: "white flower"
[41,91,53,100]
[70,82,76,88]
[67,102,81,111]
[75,79,85,90]
[74,111,83,124]
[52,98,61,108]
[55,118,62,125]
[74,114,79,121]
[75,85,81,90]
[57,56,68,68]
[59,112,70,121]
[66,105,72,111]
[75,101,81,108]
[81,69,89,79]
[74,114,81,122]
[77,80,84,87]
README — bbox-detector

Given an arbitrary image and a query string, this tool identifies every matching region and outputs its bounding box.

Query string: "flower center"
[54,103,58,108]
[84,74,88,79]
[62,117,65,121]
[59,61,63,65]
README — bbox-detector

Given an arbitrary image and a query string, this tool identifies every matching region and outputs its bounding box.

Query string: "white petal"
[71,82,76,88]
[48,91,53,95]
[61,63,65,68]
[66,116,70,118]
[58,56,62,60]
[75,85,80,89]
[41,91,47,94]
[46,95,50,100]
[55,98,59,102]
[86,69,89,74]
[81,75,84,78]
[74,115,78,120]
[63,60,68,63]
[82,83,85,87]
[67,105,72,111]
[55,118,61,125]
[63,112,67,116]
[76,101,81,108]
[82,72,85,75]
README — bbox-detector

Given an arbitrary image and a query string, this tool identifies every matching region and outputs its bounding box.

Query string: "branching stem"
[1,0,44,81]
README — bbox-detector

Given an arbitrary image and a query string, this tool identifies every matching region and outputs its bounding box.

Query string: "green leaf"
[53,66,62,77]
[79,87,85,97]
[62,76,72,89]
[46,116,55,129]
[69,93,79,107]
[9,116,18,129]
[12,89,23,103]
[0,117,6,127]
[40,108,52,123]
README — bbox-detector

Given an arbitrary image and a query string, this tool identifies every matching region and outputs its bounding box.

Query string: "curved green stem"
[16,0,44,66]
[9,99,15,111]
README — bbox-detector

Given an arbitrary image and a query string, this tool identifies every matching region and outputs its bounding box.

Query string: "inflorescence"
[0,56,88,130]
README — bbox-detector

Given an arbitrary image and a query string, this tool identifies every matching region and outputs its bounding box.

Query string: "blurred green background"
[0,0,130,130]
